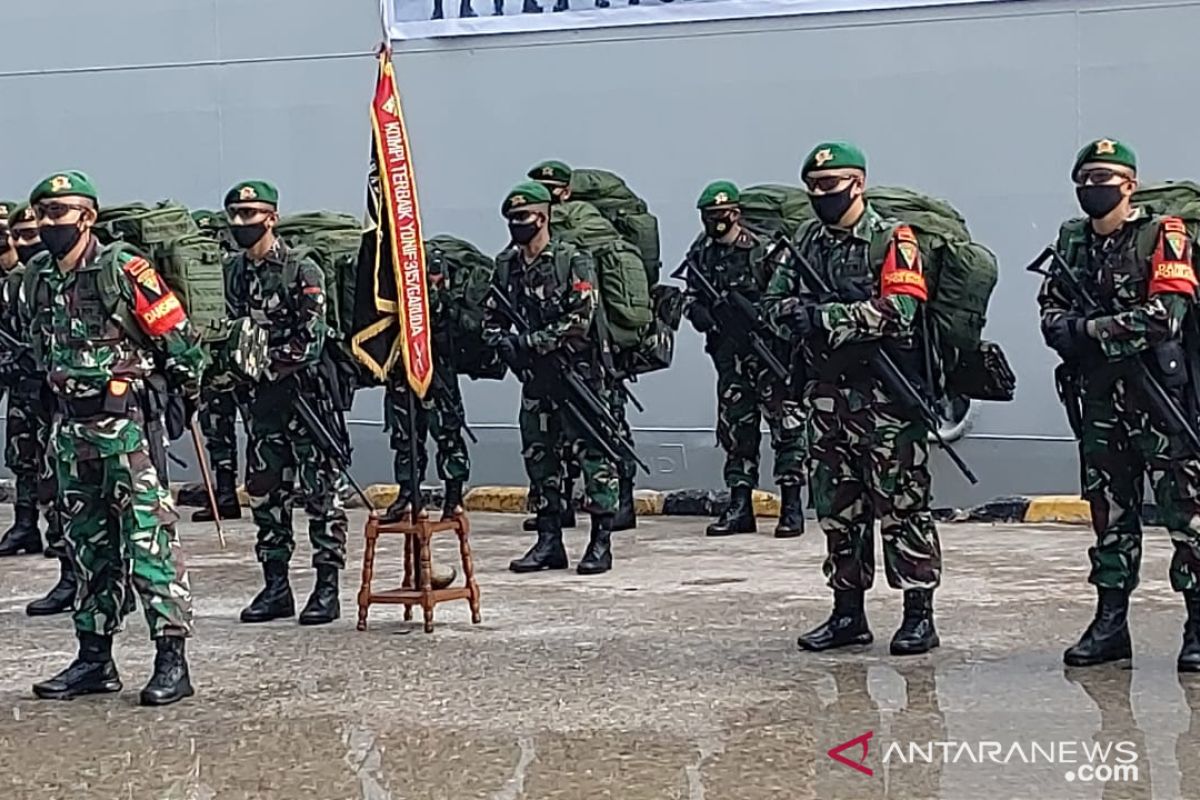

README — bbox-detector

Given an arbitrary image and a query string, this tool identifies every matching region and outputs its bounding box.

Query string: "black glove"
[687,303,716,334]
[1043,315,1089,359]
[780,298,821,339]
[165,394,198,441]
[497,334,527,371]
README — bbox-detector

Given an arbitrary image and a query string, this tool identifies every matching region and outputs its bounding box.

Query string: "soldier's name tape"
[160,481,1107,525]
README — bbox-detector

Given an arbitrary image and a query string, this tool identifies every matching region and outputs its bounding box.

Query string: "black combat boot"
[577,513,614,575]
[239,561,295,623]
[1179,592,1200,673]
[26,557,77,616]
[612,478,637,532]
[553,0,569,10]
[442,480,465,520]
[459,0,478,16]
[510,511,568,572]
[890,589,940,656]
[774,484,805,539]
[797,590,874,651]
[522,0,543,11]
[493,0,504,13]
[299,566,341,626]
[139,637,194,706]
[193,469,242,522]
[706,486,756,536]
[0,505,42,556]
[1064,588,1132,667]
[431,0,445,18]
[522,487,576,531]
[33,632,122,700]
[381,485,413,525]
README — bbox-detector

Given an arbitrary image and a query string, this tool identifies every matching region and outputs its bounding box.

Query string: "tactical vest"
[1056,215,1159,311]
[692,232,765,300]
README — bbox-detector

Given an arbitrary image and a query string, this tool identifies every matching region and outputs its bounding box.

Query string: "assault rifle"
[487,285,650,475]
[1027,246,1200,454]
[670,255,790,383]
[292,354,374,509]
[771,233,978,484]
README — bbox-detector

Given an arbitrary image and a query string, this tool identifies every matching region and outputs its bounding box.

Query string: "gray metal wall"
[390,0,1200,506]
[4,0,1199,509]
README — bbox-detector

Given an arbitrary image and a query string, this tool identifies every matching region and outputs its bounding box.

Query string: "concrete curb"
[169,482,1128,526]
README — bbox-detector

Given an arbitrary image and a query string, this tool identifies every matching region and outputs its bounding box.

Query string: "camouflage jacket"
[684,226,776,303]
[37,237,205,456]
[228,238,328,382]
[482,235,605,380]
[0,261,34,387]
[1039,209,1196,363]
[764,204,928,382]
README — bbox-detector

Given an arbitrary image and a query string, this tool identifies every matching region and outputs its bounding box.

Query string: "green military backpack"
[569,168,663,285]
[94,201,227,341]
[424,234,504,380]
[551,201,656,358]
[739,184,813,239]
[275,211,363,340]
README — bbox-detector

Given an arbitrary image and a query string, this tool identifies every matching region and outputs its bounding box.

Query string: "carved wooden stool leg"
[457,521,482,624]
[357,516,379,631]
[419,526,435,633]
[402,533,414,622]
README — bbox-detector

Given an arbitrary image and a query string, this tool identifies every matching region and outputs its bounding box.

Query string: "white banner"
[388,0,1014,41]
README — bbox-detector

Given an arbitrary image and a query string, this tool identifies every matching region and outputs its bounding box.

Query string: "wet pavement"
[0,510,1198,799]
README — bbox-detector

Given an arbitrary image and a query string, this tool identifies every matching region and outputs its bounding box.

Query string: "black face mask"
[231,223,268,249]
[1076,184,1124,220]
[16,242,45,264]
[704,215,734,239]
[40,223,83,259]
[508,219,541,245]
[810,186,856,226]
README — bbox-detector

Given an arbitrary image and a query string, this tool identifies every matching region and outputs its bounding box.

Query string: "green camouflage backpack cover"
[424,234,503,380]
[569,168,662,284]
[739,184,812,239]
[94,201,227,342]
[275,211,362,340]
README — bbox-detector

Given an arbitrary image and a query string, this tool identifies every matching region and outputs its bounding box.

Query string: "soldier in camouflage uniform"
[1,204,77,615]
[683,181,807,538]
[765,142,941,657]
[381,249,471,523]
[25,171,202,705]
[484,181,619,575]
[1040,139,1200,671]
[190,209,244,522]
[225,180,347,626]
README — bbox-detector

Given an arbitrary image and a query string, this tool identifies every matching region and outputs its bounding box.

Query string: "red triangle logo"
[827,731,874,776]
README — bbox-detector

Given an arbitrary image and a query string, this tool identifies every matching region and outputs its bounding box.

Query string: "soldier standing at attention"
[682,181,806,538]
[484,181,619,575]
[27,171,202,705]
[190,209,243,522]
[765,142,942,657]
[1040,139,1200,671]
[225,181,348,626]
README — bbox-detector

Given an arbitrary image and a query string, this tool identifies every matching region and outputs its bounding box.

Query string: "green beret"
[9,203,34,226]
[224,180,279,208]
[527,160,572,186]
[502,181,552,216]
[801,141,867,178]
[696,181,740,210]
[1073,138,1137,179]
[30,170,99,205]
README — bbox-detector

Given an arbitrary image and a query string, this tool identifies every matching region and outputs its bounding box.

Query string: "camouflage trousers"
[7,384,65,556]
[198,387,242,474]
[384,368,470,484]
[808,383,941,592]
[246,391,348,569]
[527,389,634,512]
[520,381,619,516]
[713,345,807,489]
[56,433,193,639]
[1079,380,1200,592]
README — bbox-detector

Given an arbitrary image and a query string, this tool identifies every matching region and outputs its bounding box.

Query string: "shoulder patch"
[1150,216,1198,296]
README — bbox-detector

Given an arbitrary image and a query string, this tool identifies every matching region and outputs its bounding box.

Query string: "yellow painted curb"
[635,490,665,516]
[464,485,529,513]
[753,490,781,518]
[1023,496,1091,524]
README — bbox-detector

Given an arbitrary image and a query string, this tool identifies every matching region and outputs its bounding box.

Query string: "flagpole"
[407,388,422,525]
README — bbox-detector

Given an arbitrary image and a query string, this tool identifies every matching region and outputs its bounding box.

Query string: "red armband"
[880,225,928,301]
[1149,217,1198,296]
[123,256,186,336]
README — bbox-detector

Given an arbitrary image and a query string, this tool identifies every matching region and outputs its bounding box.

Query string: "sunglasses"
[1076,168,1131,186]
[34,202,90,221]
[226,206,272,222]
[12,228,39,242]
[805,175,852,193]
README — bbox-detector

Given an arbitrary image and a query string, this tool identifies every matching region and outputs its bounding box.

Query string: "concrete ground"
[0,511,1198,800]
